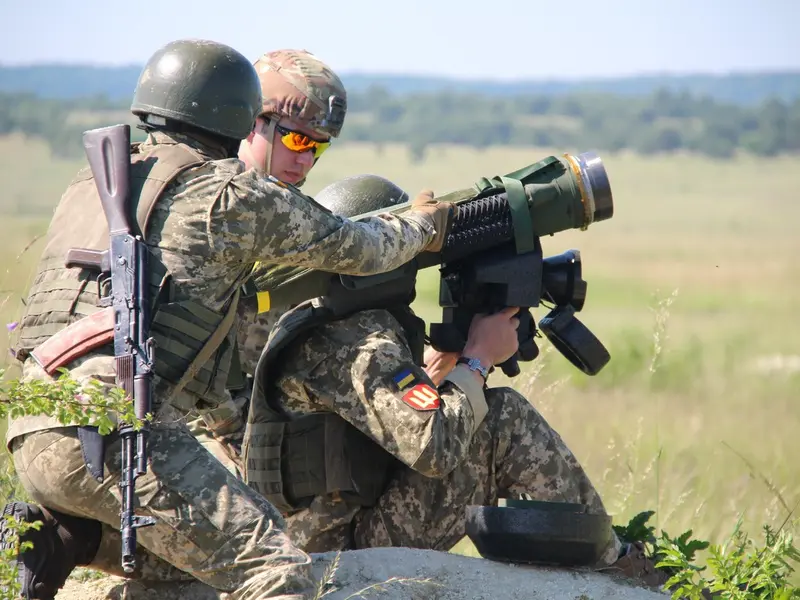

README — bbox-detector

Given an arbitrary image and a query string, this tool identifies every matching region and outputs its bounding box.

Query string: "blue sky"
[1,0,797,79]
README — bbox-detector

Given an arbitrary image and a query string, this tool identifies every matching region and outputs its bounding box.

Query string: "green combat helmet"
[314,173,410,218]
[131,39,263,140]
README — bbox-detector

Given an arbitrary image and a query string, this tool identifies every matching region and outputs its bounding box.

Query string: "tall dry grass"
[0,137,797,566]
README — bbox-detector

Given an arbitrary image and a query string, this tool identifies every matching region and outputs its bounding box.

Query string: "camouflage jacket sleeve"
[213,168,435,275]
[279,310,488,479]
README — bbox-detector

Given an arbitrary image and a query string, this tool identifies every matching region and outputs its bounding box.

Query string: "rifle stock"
[81,124,156,573]
[83,126,134,235]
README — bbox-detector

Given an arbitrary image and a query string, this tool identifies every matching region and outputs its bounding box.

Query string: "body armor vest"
[242,298,426,515]
[15,140,243,408]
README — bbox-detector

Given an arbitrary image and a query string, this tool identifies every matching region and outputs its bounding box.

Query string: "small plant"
[658,520,800,599]
[614,509,659,547]
[0,367,148,596]
[614,510,800,599]
[0,515,41,600]
[0,368,149,434]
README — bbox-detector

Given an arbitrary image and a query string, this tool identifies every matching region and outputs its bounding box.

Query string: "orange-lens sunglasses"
[274,123,331,158]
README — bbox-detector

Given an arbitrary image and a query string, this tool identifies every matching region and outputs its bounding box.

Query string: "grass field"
[1,134,798,567]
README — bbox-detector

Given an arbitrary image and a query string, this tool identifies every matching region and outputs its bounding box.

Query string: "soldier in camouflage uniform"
[241,175,671,589]
[239,48,350,370]
[0,41,453,600]
[189,50,351,475]
[238,49,345,187]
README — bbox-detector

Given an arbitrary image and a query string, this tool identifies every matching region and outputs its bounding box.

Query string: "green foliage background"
[1,69,800,160]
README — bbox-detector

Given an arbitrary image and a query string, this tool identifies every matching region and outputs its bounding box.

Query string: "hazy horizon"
[2,0,797,80]
[1,62,797,82]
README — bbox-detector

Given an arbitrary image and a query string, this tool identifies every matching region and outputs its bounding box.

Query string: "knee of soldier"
[483,386,550,429]
[8,429,83,501]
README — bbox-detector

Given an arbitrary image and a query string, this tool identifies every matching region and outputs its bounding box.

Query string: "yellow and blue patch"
[392,367,418,391]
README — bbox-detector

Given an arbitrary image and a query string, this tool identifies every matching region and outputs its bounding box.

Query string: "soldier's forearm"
[442,365,488,433]
[324,213,433,276]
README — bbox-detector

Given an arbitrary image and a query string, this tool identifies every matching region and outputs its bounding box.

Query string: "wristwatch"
[457,356,491,381]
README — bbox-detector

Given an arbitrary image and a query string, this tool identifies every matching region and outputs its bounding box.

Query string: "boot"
[1,502,101,600]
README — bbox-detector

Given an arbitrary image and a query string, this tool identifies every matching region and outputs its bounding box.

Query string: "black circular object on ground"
[465,500,613,566]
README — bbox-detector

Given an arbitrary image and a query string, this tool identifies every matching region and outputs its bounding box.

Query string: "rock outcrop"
[56,547,670,600]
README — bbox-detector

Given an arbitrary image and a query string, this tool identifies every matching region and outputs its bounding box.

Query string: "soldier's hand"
[409,189,453,253]
[462,307,521,367]
[423,346,459,385]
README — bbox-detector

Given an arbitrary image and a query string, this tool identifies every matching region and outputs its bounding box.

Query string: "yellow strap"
[256,291,271,314]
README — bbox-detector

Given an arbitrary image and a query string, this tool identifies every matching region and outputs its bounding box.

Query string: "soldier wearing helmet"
[1,39,453,600]
[188,49,352,479]
[239,49,349,381]
[238,49,347,186]
[239,174,672,591]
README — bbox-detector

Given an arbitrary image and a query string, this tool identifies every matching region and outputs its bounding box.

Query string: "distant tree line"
[0,92,145,158]
[1,87,799,160]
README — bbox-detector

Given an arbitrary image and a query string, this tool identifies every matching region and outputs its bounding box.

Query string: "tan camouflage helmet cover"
[254,49,347,138]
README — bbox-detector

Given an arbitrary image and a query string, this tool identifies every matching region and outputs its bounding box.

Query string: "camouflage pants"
[286,386,622,567]
[10,422,315,600]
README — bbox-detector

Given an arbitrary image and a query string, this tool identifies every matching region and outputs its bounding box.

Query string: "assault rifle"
[261,152,615,377]
[69,124,156,572]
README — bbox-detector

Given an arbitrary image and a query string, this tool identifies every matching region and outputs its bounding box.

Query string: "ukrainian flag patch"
[392,367,417,391]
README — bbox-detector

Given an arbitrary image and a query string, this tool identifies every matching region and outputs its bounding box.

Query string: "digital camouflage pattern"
[192,264,298,468]
[189,383,251,479]
[266,309,623,566]
[6,130,435,443]
[237,260,315,375]
[10,407,314,599]
[272,309,483,477]
[238,302,282,376]
[194,44,352,460]
[233,49,350,377]
[254,50,347,138]
[5,130,438,598]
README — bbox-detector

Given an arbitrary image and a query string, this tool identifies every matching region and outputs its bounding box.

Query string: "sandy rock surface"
[56,547,670,600]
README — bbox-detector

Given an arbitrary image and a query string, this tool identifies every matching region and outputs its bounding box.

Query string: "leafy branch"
[0,367,150,434]
[0,516,41,600]
[0,367,149,596]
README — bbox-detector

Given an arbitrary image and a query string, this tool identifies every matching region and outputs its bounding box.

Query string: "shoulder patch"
[401,383,441,411]
[392,367,418,391]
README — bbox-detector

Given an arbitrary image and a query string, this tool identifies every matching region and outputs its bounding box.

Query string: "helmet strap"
[261,117,277,174]
[238,117,277,174]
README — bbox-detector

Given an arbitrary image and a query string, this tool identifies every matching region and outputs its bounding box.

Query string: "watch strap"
[457,356,490,379]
